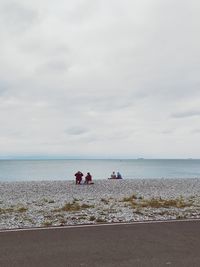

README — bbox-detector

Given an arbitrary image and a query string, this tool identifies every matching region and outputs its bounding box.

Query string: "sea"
[0,159,200,182]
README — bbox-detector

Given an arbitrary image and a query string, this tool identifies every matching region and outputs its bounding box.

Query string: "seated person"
[116,172,122,179]
[110,171,117,179]
[85,172,93,184]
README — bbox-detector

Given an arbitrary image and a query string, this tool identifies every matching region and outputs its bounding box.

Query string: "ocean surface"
[0,159,200,181]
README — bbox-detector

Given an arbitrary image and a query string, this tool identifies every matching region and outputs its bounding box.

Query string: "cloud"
[0,1,38,33]
[0,80,10,95]
[66,127,89,136]
[171,110,200,118]
[36,59,70,75]
[192,129,200,134]
[0,0,200,158]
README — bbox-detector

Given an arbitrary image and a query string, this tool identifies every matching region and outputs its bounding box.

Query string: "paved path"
[0,220,200,267]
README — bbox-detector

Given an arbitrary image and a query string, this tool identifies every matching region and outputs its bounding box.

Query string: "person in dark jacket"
[116,172,122,179]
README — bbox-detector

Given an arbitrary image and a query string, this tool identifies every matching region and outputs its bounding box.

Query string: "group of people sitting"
[109,171,123,179]
[74,171,93,185]
[74,170,123,184]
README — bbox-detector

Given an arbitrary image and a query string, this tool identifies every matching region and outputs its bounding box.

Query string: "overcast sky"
[0,0,200,159]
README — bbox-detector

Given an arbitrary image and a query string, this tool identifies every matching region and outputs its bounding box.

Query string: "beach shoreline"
[1,178,200,229]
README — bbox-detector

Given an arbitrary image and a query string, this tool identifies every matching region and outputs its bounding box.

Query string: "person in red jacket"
[85,172,92,184]
[74,171,83,184]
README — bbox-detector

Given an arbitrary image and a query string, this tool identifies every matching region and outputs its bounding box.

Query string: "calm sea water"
[0,159,200,181]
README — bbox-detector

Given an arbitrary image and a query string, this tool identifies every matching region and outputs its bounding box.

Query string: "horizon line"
[0,157,198,160]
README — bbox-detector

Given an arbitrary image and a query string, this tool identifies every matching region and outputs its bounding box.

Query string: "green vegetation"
[73,198,79,202]
[48,200,55,204]
[77,215,87,220]
[43,198,55,204]
[89,215,96,221]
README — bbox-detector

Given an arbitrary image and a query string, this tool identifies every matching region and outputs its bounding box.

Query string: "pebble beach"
[1,178,200,230]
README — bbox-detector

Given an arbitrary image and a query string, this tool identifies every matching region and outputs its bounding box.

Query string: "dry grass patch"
[61,203,81,212]
[0,207,14,214]
[0,206,28,214]
[140,197,191,208]
[59,218,66,224]
[53,202,94,212]
[81,203,94,209]
[16,207,28,213]
[43,220,53,227]
[121,194,193,210]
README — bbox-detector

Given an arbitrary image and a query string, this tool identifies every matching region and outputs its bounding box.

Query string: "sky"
[0,0,200,159]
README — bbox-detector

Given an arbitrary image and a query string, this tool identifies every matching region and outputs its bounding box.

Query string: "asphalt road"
[0,220,200,267]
